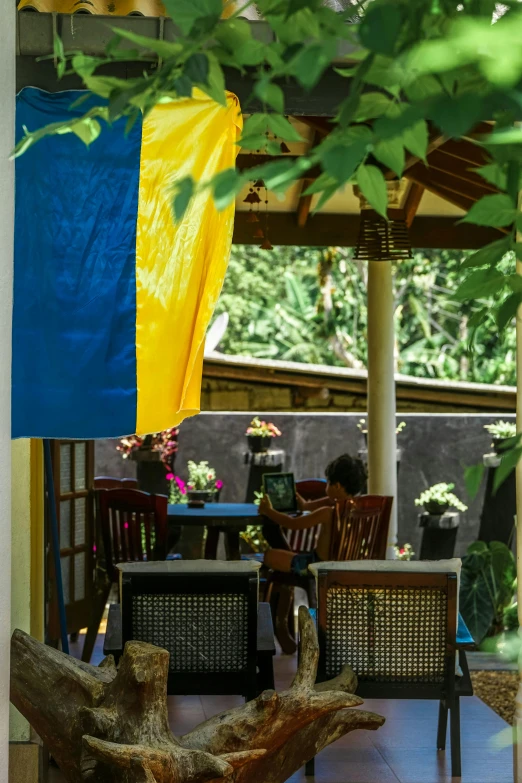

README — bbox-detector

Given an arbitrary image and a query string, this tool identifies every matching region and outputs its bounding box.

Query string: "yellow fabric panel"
[18,0,246,17]
[135,92,242,434]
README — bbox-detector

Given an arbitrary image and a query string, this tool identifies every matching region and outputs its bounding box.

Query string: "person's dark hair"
[325,454,367,496]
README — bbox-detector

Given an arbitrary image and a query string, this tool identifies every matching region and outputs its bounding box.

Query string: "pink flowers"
[246,417,282,437]
[216,480,223,490]
[117,428,180,472]
[166,473,174,481]
[174,476,187,495]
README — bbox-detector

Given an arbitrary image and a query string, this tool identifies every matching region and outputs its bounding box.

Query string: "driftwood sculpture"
[10,607,384,783]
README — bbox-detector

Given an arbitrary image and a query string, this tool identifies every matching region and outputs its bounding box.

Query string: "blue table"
[168,503,260,560]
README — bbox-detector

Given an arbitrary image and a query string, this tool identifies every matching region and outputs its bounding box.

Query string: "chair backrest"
[314,565,458,688]
[282,479,327,553]
[98,488,168,583]
[119,561,259,694]
[94,476,138,489]
[296,478,327,500]
[329,495,392,561]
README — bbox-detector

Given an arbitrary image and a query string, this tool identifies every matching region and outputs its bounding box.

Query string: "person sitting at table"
[258,453,367,574]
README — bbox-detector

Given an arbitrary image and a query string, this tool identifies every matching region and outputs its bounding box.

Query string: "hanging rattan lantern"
[353,181,412,263]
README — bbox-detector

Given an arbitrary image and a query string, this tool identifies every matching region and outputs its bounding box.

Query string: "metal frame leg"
[450,696,461,778]
[437,700,448,751]
[305,757,315,776]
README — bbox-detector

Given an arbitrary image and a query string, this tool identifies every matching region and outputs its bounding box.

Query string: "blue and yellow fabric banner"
[13,87,241,439]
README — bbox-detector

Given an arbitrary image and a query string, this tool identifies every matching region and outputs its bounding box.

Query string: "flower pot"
[187,490,211,508]
[247,435,272,453]
[424,501,449,516]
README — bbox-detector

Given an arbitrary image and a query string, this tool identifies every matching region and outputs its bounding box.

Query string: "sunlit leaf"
[460,194,516,227]
[475,163,507,190]
[287,40,338,90]
[200,53,226,106]
[212,168,243,210]
[266,115,304,142]
[215,19,252,51]
[354,92,392,122]
[70,117,102,147]
[356,164,387,219]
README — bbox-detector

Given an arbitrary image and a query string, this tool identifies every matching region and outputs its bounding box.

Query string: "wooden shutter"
[47,440,94,640]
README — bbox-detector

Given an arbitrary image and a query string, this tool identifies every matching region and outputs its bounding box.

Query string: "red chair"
[94,476,138,490]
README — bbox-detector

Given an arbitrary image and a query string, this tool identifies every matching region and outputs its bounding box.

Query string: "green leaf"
[288,40,338,90]
[172,176,194,222]
[461,194,516,227]
[460,236,512,269]
[111,27,182,59]
[254,81,284,114]
[70,117,102,147]
[430,94,483,138]
[313,183,339,213]
[71,54,100,80]
[266,115,304,142]
[354,92,392,122]
[304,172,337,195]
[321,140,367,184]
[356,164,388,219]
[494,446,522,494]
[184,53,209,85]
[464,463,485,500]
[454,268,506,301]
[372,137,404,178]
[359,4,403,57]
[200,53,226,106]
[162,0,221,36]
[215,19,251,51]
[235,39,266,66]
[475,163,507,191]
[401,120,428,162]
[212,168,242,210]
[496,292,522,331]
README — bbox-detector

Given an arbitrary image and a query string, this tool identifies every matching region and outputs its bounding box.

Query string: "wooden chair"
[104,561,276,701]
[265,495,392,654]
[306,561,473,778]
[98,488,168,583]
[82,488,168,663]
[94,476,138,489]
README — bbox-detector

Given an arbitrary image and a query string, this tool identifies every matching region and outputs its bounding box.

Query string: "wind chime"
[353,181,412,263]
[243,130,290,250]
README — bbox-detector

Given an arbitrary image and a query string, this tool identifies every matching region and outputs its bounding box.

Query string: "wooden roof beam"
[403,182,424,228]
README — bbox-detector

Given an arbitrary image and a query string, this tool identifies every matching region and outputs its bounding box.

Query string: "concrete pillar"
[0,1,15,778]
[367,259,398,558]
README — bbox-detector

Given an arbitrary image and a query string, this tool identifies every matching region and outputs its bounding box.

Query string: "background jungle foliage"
[215,245,516,385]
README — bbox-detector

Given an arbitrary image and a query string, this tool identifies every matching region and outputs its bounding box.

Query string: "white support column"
[367,258,398,559]
[0,0,15,777]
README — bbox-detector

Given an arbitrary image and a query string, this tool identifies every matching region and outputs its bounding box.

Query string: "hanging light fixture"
[353,181,412,262]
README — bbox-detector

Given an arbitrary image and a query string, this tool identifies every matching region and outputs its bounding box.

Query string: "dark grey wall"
[95,412,514,558]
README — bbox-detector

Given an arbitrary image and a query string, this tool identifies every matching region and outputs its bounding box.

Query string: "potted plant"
[484,421,516,455]
[246,417,282,453]
[415,483,468,516]
[357,419,406,448]
[117,428,180,495]
[184,460,222,507]
[394,543,415,561]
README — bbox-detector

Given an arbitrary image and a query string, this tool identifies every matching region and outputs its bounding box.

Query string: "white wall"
[0,0,15,773]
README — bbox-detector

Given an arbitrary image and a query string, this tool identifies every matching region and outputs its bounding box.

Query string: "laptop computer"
[262,472,298,513]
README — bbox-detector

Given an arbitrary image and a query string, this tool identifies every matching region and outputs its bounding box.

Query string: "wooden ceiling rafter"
[403,183,425,228]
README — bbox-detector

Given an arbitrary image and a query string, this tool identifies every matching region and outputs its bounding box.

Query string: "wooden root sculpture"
[10,607,384,783]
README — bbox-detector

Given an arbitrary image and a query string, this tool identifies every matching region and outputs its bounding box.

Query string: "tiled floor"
[50,631,514,783]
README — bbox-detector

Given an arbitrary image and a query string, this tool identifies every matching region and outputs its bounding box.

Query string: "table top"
[168,502,259,524]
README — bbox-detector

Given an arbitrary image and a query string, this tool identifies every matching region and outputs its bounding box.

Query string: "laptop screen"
[262,473,297,513]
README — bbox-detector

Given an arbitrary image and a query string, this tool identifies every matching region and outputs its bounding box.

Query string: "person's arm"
[297,493,334,512]
[259,494,333,530]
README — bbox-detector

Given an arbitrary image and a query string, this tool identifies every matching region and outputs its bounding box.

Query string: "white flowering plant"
[394,543,415,561]
[415,483,468,513]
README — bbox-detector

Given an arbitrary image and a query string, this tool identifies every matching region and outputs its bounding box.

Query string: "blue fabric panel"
[13,88,142,438]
